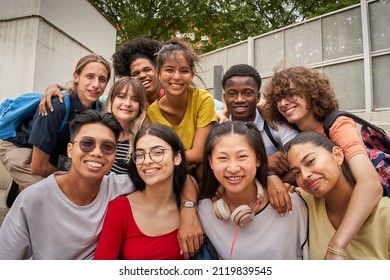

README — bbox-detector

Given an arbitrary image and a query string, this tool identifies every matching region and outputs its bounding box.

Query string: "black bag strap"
[323,110,386,138]
[263,121,284,152]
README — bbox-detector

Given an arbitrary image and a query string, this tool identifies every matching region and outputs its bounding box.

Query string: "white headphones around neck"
[212,179,264,227]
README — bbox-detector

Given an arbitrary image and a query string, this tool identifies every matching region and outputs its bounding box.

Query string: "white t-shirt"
[198,192,309,260]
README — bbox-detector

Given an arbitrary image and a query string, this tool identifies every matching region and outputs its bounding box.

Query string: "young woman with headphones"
[197,121,308,259]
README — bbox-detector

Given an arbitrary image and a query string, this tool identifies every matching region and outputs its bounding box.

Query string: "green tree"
[90,0,360,53]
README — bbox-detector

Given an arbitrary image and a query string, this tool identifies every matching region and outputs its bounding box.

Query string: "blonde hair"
[104,77,147,154]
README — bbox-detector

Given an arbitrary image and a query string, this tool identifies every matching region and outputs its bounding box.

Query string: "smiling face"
[111,85,140,126]
[73,62,109,109]
[208,133,260,195]
[158,53,194,97]
[274,83,322,131]
[288,142,344,197]
[130,58,159,100]
[224,76,260,122]
[67,123,116,181]
[134,134,181,187]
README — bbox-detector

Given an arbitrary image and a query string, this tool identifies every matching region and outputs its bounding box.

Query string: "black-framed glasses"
[72,137,117,156]
[131,148,172,165]
[274,89,301,104]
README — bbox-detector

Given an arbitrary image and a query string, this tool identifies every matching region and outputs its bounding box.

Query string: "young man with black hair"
[222,64,298,179]
[0,110,131,259]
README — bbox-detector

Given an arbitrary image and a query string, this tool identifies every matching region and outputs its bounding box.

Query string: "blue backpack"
[0,93,71,140]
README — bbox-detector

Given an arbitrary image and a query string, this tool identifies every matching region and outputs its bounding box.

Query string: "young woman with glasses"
[262,66,382,259]
[94,124,189,259]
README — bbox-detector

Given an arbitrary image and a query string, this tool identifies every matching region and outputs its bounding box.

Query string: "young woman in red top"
[94,124,188,259]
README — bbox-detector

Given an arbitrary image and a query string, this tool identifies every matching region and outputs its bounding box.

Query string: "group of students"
[0,35,389,260]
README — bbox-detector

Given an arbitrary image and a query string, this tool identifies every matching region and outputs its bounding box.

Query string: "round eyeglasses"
[72,138,117,156]
[131,148,172,165]
[274,89,301,104]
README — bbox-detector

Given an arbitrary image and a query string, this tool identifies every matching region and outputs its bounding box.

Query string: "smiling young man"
[222,64,298,178]
[0,110,135,259]
[0,54,110,209]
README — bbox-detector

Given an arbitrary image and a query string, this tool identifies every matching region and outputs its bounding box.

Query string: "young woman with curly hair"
[262,66,382,260]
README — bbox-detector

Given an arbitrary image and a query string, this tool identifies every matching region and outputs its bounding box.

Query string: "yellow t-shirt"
[300,189,390,259]
[147,87,217,150]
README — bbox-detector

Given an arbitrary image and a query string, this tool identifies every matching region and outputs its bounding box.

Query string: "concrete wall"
[0,0,117,102]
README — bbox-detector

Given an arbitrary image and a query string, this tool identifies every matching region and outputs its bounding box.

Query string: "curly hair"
[112,36,162,77]
[263,66,339,123]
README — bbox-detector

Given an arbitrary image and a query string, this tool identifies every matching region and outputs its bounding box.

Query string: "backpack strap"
[59,95,71,132]
[323,110,387,138]
[263,121,283,152]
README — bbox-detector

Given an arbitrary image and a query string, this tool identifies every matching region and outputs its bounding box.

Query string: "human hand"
[283,183,299,195]
[217,112,229,123]
[267,175,292,214]
[267,151,289,176]
[178,207,204,259]
[39,84,63,116]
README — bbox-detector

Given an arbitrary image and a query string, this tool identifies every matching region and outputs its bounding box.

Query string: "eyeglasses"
[72,138,117,156]
[131,148,172,165]
[274,89,301,104]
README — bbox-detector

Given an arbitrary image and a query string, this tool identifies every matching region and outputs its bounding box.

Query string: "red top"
[94,196,184,260]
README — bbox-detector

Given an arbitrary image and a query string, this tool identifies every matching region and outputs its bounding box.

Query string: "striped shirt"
[110,140,131,175]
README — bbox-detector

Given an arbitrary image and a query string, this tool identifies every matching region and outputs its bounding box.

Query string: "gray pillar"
[213,65,224,101]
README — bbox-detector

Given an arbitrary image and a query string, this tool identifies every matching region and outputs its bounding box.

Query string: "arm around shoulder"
[325,154,382,259]
[178,174,203,260]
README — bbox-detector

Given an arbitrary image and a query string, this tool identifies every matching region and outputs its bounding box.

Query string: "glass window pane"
[227,42,248,69]
[373,54,390,109]
[323,60,365,111]
[370,1,390,52]
[254,32,284,74]
[285,19,322,66]
[322,7,363,60]
[198,49,227,90]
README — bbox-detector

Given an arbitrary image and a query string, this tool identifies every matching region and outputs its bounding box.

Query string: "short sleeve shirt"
[147,87,217,150]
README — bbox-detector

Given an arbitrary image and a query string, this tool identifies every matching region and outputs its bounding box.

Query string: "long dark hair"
[287,131,355,185]
[128,124,189,207]
[199,121,268,199]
